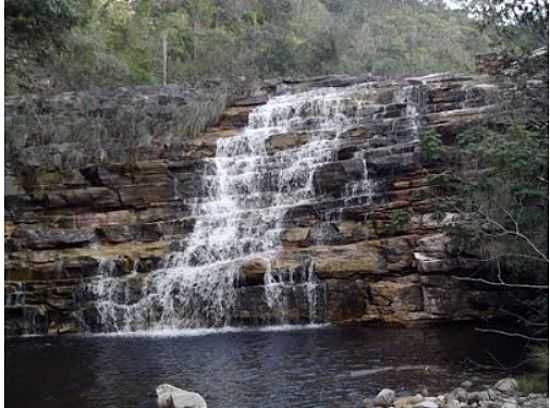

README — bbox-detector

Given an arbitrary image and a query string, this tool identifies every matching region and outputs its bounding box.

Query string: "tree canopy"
[6,0,493,92]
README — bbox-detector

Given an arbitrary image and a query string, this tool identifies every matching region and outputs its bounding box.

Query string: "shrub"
[419,128,445,162]
[518,345,549,394]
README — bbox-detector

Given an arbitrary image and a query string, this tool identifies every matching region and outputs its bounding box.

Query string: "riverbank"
[364,378,548,408]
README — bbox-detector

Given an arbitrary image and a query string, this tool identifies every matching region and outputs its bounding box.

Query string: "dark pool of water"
[5,324,524,408]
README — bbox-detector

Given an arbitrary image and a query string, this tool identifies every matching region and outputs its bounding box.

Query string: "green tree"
[458,0,549,55]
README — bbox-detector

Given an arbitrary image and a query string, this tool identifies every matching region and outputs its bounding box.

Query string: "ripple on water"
[6,324,525,408]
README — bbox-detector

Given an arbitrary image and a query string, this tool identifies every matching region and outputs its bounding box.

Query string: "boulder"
[447,388,468,403]
[445,399,460,408]
[467,392,480,404]
[373,389,395,407]
[494,378,519,395]
[395,394,425,408]
[414,401,439,408]
[156,384,207,408]
[477,390,496,402]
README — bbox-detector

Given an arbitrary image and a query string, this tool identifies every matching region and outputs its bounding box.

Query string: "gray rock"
[395,394,425,408]
[479,402,500,408]
[523,396,549,408]
[501,403,518,408]
[467,392,480,404]
[414,401,439,408]
[363,397,374,408]
[460,381,473,389]
[445,399,460,408]
[374,389,396,407]
[156,384,207,408]
[494,378,519,395]
[477,389,496,402]
[447,387,468,402]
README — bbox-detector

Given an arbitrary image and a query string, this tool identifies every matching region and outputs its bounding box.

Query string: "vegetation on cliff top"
[6,0,493,94]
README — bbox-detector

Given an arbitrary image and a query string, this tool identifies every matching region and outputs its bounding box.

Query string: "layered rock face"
[5,72,509,335]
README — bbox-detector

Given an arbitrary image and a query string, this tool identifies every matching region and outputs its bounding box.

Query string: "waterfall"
[88,84,379,332]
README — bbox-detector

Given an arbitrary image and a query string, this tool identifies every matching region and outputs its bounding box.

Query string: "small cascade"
[87,82,424,332]
[395,85,423,140]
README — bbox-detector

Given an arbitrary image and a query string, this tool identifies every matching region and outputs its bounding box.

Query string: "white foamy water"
[86,324,331,338]
[87,84,385,332]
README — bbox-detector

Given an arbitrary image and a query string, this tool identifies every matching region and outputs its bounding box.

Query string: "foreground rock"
[364,378,548,408]
[374,389,396,407]
[156,384,207,408]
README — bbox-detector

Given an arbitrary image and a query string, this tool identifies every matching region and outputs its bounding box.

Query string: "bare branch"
[464,356,530,372]
[476,254,548,263]
[475,328,548,342]
[452,275,549,289]
[499,309,548,327]
[477,209,549,263]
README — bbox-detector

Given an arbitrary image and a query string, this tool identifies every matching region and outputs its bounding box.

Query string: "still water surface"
[6,324,522,408]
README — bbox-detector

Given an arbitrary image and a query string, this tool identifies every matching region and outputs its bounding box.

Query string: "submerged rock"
[156,384,207,408]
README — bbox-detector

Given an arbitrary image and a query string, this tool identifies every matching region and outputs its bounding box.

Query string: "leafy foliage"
[458,0,549,56]
[6,0,492,94]
[5,0,87,37]
[444,124,548,274]
[419,128,446,162]
[519,345,549,394]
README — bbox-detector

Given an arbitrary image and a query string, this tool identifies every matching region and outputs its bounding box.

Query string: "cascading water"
[86,83,413,332]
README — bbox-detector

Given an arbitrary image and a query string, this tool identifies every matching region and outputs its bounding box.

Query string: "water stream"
[87,83,422,332]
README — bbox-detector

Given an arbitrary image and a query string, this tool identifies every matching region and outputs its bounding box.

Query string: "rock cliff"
[5,70,516,335]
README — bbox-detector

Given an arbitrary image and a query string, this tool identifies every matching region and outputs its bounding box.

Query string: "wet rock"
[266,132,310,152]
[5,71,526,333]
[467,392,480,404]
[414,400,439,408]
[11,225,96,250]
[373,388,395,407]
[312,159,366,196]
[369,280,423,312]
[494,378,519,395]
[155,384,207,408]
[395,394,425,408]
[281,227,310,246]
[460,381,473,389]
[312,241,386,278]
[238,258,269,286]
[96,223,163,243]
[477,389,495,402]
[447,388,468,403]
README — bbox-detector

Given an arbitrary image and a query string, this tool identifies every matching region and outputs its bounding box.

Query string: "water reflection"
[6,325,524,408]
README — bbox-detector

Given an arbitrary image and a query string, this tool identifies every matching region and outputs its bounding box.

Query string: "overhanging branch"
[452,275,549,289]
[475,328,548,342]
